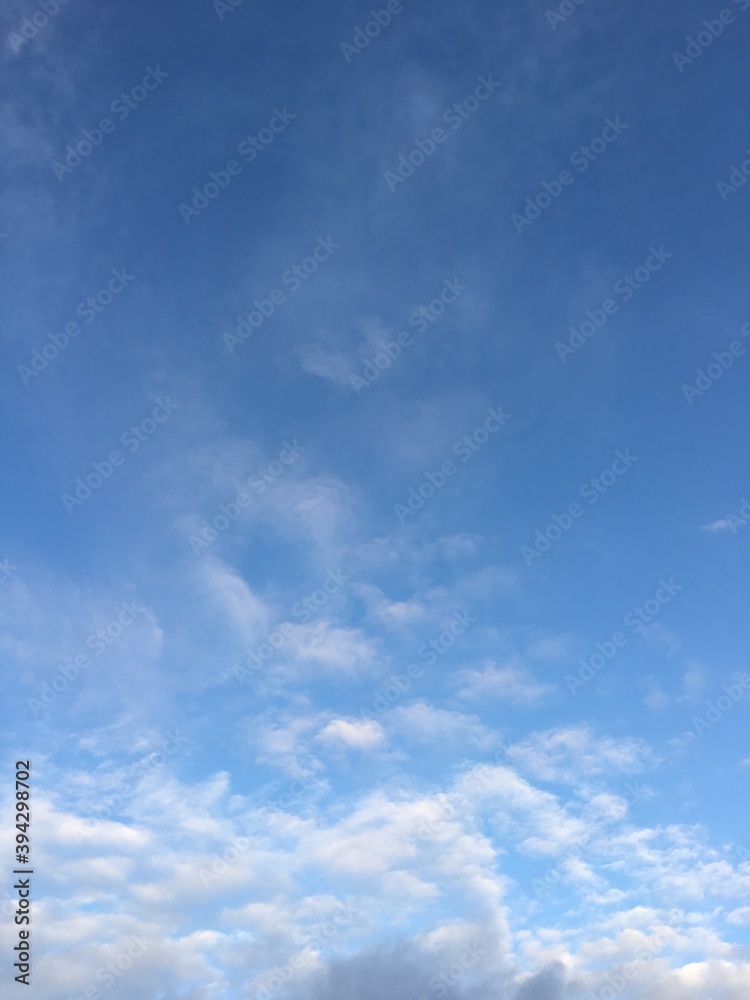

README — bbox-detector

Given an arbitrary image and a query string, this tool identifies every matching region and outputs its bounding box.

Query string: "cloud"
[355,583,430,630]
[169,429,359,566]
[641,622,681,656]
[456,660,554,706]
[506,726,655,783]
[643,679,670,710]
[2,3,748,999]
[285,621,382,675]
[285,943,474,1000]
[436,533,480,558]
[196,558,270,646]
[270,475,359,558]
[251,710,386,776]
[388,703,497,750]
[298,344,356,386]
[678,666,706,702]
[255,713,325,778]
[318,718,385,751]
[526,635,575,662]
[512,963,566,1000]
[700,519,732,532]
[6,743,750,999]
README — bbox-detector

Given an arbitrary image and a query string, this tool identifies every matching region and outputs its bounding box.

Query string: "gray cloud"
[273,941,559,1000]
[512,963,567,1000]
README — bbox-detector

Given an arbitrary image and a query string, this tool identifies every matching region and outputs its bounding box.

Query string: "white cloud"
[526,634,576,662]
[285,620,381,675]
[436,533,480,558]
[456,659,554,705]
[701,519,732,532]
[5,743,750,999]
[197,558,270,646]
[318,718,385,751]
[388,703,497,750]
[644,680,671,710]
[254,713,325,778]
[354,582,429,629]
[298,344,355,385]
[641,621,681,656]
[506,726,655,783]
[678,665,706,702]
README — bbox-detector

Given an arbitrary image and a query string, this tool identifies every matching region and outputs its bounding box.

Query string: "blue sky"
[1,0,749,997]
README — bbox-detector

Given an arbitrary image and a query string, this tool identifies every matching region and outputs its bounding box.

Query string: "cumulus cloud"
[318,718,386,751]
[4,747,750,999]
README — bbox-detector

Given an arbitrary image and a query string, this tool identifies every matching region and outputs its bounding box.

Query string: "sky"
[0,0,749,997]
